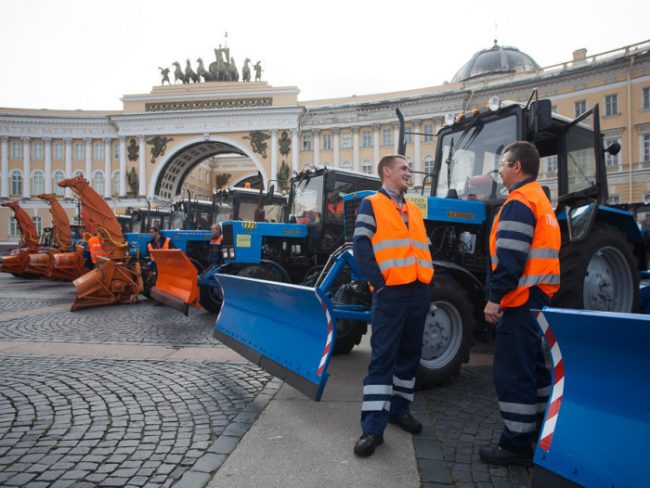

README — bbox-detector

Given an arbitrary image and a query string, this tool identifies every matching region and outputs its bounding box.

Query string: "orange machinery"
[58,176,143,311]
[0,201,41,277]
[24,193,87,281]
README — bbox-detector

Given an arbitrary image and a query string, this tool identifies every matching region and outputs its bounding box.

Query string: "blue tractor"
[212,91,647,399]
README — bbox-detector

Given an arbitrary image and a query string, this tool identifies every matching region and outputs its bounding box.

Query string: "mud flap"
[214,273,338,401]
[148,249,202,315]
[533,308,650,488]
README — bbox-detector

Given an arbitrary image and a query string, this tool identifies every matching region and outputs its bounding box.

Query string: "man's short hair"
[377,154,406,181]
[504,141,540,177]
[149,227,161,234]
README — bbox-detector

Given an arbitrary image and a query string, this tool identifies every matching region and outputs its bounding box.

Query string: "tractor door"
[558,105,604,242]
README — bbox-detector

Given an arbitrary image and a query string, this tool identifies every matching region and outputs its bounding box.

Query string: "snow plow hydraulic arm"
[1,201,40,250]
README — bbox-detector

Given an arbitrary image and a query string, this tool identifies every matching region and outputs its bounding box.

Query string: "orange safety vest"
[87,235,109,264]
[210,235,223,245]
[367,192,434,286]
[147,237,171,252]
[489,181,561,308]
[328,201,344,218]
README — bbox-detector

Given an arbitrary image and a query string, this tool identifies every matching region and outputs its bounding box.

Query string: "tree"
[215,173,231,190]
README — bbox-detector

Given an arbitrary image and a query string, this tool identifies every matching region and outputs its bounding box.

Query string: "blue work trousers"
[361,281,431,435]
[493,286,551,454]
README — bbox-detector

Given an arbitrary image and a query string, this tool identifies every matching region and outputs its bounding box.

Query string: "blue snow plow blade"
[213,274,336,401]
[533,308,650,488]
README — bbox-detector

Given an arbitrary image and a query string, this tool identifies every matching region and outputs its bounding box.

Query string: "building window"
[113,171,120,194]
[382,128,392,146]
[551,105,558,113]
[301,134,312,152]
[341,160,352,169]
[322,134,331,151]
[32,216,42,235]
[642,87,650,110]
[74,143,84,160]
[93,142,104,160]
[609,194,620,204]
[574,100,587,118]
[10,169,22,196]
[361,130,372,148]
[406,157,413,171]
[361,160,373,174]
[545,155,558,173]
[32,142,43,160]
[341,133,352,149]
[9,217,20,238]
[10,141,22,160]
[112,143,118,160]
[604,138,620,167]
[404,128,413,145]
[53,170,65,196]
[423,125,434,142]
[424,155,434,174]
[643,133,650,162]
[74,170,84,179]
[93,171,104,194]
[53,143,64,160]
[32,170,45,195]
[605,94,618,116]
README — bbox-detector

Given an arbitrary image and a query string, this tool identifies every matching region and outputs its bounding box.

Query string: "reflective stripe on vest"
[368,192,433,286]
[489,181,561,308]
[88,236,109,264]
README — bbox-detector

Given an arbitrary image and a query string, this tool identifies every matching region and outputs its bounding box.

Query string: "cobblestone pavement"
[0,274,277,487]
[412,363,533,488]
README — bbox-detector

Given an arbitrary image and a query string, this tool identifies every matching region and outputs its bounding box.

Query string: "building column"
[393,123,400,154]
[353,127,360,172]
[333,128,340,167]
[291,129,299,173]
[138,136,146,198]
[22,137,31,199]
[373,124,380,163]
[119,137,126,197]
[413,120,422,187]
[270,129,278,184]
[104,138,112,198]
[1,137,8,198]
[312,129,320,165]
[44,138,52,193]
[84,138,92,182]
[64,138,72,199]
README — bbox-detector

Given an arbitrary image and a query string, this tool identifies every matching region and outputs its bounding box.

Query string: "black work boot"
[479,445,533,467]
[353,434,384,457]
[388,414,422,434]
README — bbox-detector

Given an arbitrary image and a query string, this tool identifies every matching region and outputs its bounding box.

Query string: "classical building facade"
[1,39,649,245]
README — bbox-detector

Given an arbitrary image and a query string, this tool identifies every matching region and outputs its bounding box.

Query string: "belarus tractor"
[212,91,647,400]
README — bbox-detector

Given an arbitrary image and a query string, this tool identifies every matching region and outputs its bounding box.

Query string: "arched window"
[362,160,373,174]
[113,171,121,195]
[93,171,104,195]
[341,160,352,169]
[10,170,22,196]
[53,170,65,196]
[32,170,45,195]
[74,170,84,179]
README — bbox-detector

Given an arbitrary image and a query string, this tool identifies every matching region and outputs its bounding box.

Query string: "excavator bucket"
[148,249,201,315]
[214,273,336,401]
[71,259,143,311]
[533,308,650,488]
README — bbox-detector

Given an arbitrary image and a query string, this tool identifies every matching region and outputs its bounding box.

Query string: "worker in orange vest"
[87,234,109,266]
[327,192,344,219]
[147,227,173,258]
[352,155,434,458]
[480,141,560,467]
[208,223,223,264]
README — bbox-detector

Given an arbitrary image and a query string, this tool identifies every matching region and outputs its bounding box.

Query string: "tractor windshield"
[290,174,324,224]
[436,115,516,199]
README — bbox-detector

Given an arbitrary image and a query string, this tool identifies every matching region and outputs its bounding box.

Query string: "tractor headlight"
[222,249,229,259]
[444,113,455,126]
[229,248,235,259]
[488,96,501,112]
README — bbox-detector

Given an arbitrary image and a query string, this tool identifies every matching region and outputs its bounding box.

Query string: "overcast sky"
[1,0,648,111]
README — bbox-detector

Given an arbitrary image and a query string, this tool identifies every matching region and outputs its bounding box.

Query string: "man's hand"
[484,301,502,326]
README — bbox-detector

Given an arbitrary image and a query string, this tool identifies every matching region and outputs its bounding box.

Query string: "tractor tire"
[417,277,475,387]
[199,283,223,313]
[332,320,367,355]
[552,223,639,312]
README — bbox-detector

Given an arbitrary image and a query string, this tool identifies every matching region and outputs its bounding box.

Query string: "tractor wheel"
[417,277,475,386]
[552,223,639,312]
[236,263,288,282]
[332,320,366,355]
[199,283,223,313]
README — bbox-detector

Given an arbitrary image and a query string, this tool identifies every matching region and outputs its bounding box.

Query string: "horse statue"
[185,59,199,83]
[172,61,186,84]
[209,49,228,81]
[196,58,215,82]
[242,58,251,82]
[228,57,239,82]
